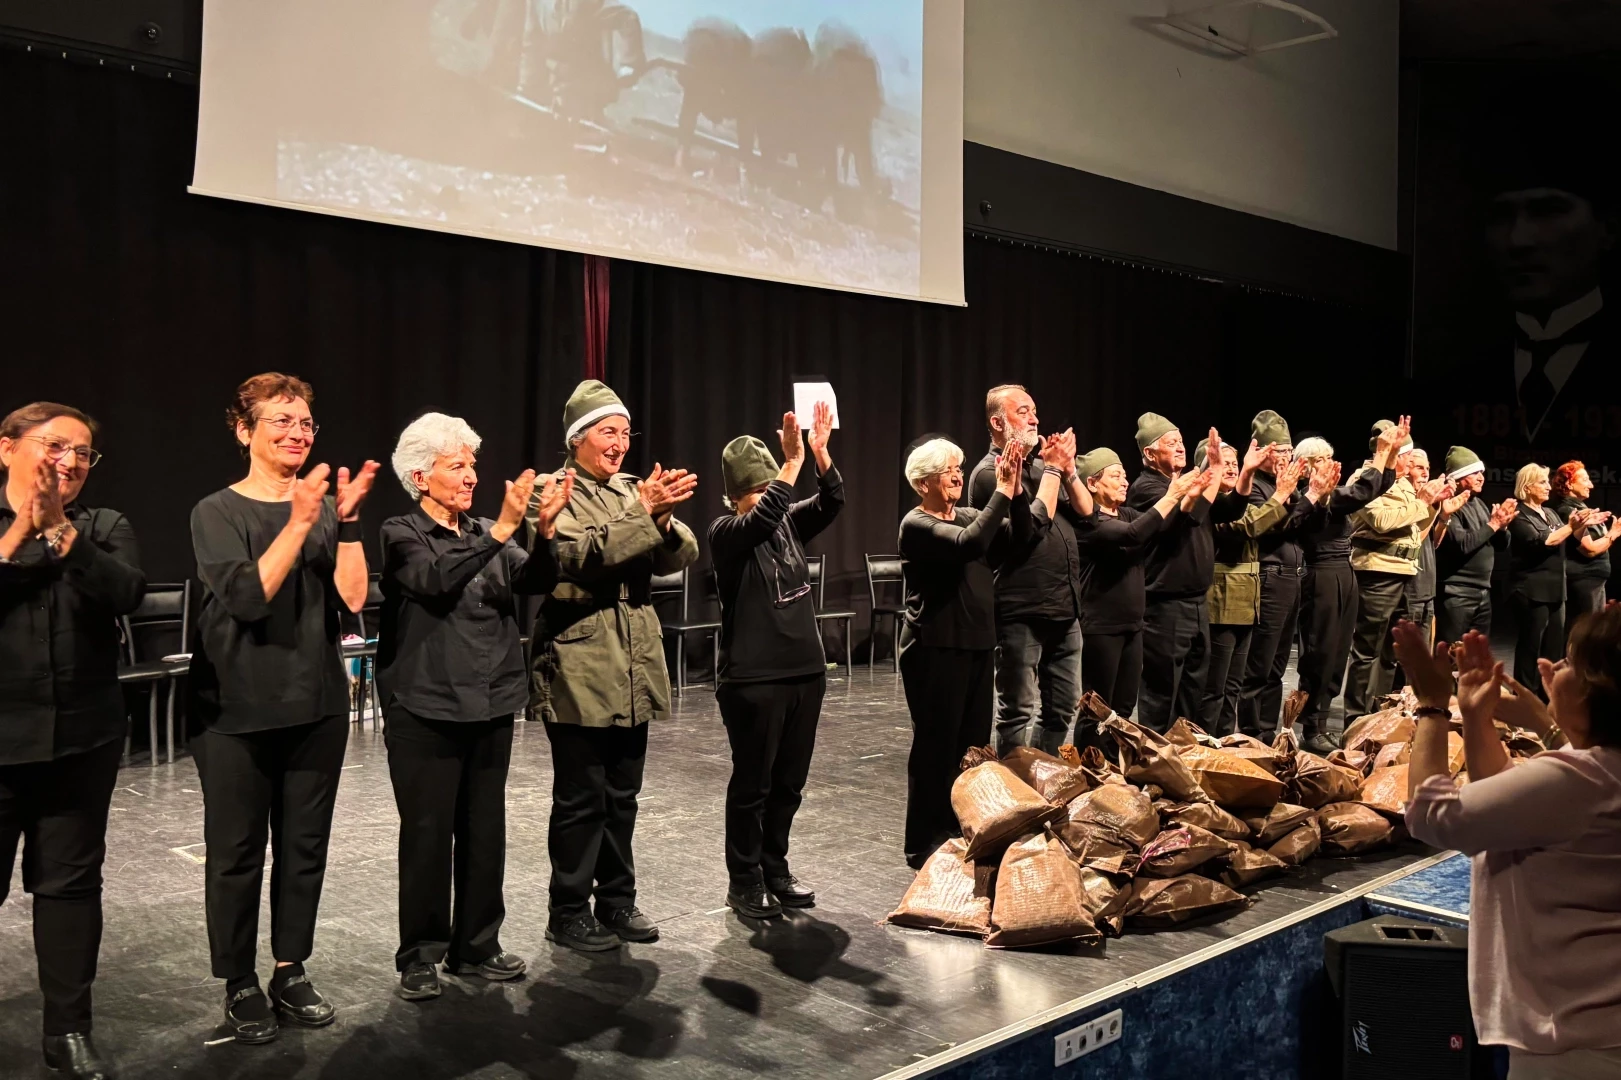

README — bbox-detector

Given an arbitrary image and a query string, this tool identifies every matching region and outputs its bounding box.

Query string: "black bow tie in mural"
[1516,326,1592,434]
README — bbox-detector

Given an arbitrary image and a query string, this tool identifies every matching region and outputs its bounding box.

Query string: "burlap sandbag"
[1358,765,1409,816]
[1288,752,1364,809]
[1176,745,1285,810]
[1341,709,1416,755]
[1064,833,1139,876]
[1076,864,1132,937]
[1001,746,1092,806]
[1055,783,1160,854]
[1155,798,1252,843]
[1125,874,1252,929]
[1218,732,1282,775]
[1060,744,1129,787]
[1099,713,1208,803]
[952,750,1063,861]
[1317,801,1395,855]
[1328,748,1372,775]
[1211,841,1288,888]
[986,834,1101,949]
[887,839,994,937]
[1372,741,1410,770]
[1267,817,1322,866]
[1137,824,1235,878]
[1447,732,1467,776]
[1165,717,1221,748]
[1243,802,1316,846]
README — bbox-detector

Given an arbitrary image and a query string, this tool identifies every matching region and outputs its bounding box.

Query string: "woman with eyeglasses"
[1,402,144,1080]
[708,402,842,921]
[187,373,379,1044]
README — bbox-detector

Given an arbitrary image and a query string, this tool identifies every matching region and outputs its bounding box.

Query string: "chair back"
[122,581,191,663]
[650,569,688,620]
[344,574,387,641]
[865,554,904,610]
[806,554,826,609]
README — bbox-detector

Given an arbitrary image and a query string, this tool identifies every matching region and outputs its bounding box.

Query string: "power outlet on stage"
[1053,1009,1124,1066]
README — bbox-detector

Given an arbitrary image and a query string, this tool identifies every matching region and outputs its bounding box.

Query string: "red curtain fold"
[582,253,611,381]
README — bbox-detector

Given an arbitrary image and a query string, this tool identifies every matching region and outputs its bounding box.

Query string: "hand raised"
[1490,498,1518,529]
[639,463,698,518]
[1391,619,1452,710]
[995,438,1028,495]
[1242,438,1267,473]
[1168,469,1203,500]
[335,460,381,522]
[30,458,67,531]
[1496,673,1551,734]
[1308,459,1339,499]
[292,464,331,529]
[1205,428,1222,472]
[1274,457,1305,495]
[532,469,576,539]
[498,469,538,532]
[1376,414,1411,456]
[1042,428,1077,475]
[1440,489,1471,516]
[1417,478,1452,506]
[779,411,805,464]
[806,400,833,458]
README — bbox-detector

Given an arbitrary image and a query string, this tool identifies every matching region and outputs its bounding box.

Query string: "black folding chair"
[865,554,905,672]
[806,555,855,673]
[118,581,191,765]
[654,568,721,691]
[342,574,384,729]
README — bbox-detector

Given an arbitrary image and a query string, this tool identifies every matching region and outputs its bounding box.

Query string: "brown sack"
[1358,765,1409,817]
[1317,802,1395,855]
[1242,802,1317,846]
[1001,746,1092,806]
[1211,841,1288,888]
[1218,732,1282,774]
[1328,748,1372,775]
[1055,783,1160,853]
[1289,752,1364,809]
[1341,709,1416,755]
[1155,799,1253,843]
[1505,729,1547,758]
[986,834,1102,949]
[1125,875,1252,928]
[1137,824,1235,878]
[952,759,1063,861]
[886,839,994,937]
[1099,713,1209,803]
[1176,745,1286,810]
[1372,741,1411,770]
[1076,865,1133,937]
[1447,732,1467,776]
[1280,688,1310,731]
[1267,818,1322,865]
[1064,834,1140,876]
[1165,717,1219,747]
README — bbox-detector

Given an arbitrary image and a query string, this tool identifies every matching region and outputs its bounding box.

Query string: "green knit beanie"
[1250,409,1292,448]
[1443,445,1483,481]
[1076,447,1122,482]
[562,380,630,449]
[722,436,779,500]
[1135,412,1179,451]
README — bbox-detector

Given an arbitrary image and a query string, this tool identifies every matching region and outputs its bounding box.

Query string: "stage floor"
[1,670,1433,1080]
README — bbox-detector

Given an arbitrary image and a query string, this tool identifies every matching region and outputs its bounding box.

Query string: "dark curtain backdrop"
[2,53,1407,650]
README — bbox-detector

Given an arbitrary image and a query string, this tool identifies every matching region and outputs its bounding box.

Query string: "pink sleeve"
[1404,755,1605,855]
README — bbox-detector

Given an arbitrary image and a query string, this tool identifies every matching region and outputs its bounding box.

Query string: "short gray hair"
[905,438,964,495]
[392,412,483,498]
[1294,436,1334,463]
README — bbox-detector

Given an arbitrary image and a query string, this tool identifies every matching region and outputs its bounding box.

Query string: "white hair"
[905,438,964,495]
[392,412,482,499]
[1294,436,1334,463]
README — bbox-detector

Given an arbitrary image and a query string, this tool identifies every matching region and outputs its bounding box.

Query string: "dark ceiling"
[1402,0,1621,59]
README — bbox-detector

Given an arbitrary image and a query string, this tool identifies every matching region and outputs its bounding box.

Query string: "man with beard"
[1435,445,1517,645]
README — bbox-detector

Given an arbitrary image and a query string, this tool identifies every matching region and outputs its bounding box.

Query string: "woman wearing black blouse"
[1,402,144,1080]
[377,412,571,1001]
[897,436,1029,868]
[1550,460,1615,628]
[1506,463,1608,697]
[188,373,379,1044]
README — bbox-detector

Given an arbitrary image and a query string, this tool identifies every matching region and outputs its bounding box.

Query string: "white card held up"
[793,382,840,429]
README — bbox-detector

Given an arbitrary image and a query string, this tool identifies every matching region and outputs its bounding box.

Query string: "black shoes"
[223,986,279,1045]
[598,905,660,943]
[766,874,816,908]
[447,951,528,981]
[398,962,442,1001]
[41,1032,115,1079]
[268,968,336,1028]
[546,913,622,952]
[726,882,783,920]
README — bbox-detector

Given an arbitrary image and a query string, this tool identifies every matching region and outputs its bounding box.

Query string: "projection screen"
[192,0,965,305]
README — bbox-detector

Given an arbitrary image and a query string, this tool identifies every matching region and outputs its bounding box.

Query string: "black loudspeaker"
[1323,916,1490,1080]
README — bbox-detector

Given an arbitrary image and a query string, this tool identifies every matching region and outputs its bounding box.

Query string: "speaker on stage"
[1323,915,1492,1080]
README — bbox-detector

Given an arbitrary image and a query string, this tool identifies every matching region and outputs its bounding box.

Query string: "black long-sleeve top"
[1297,465,1397,566]
[966,446,1083,622]
[1549,496,1612,583]
[709,467,845,683]
[0,496,146,765]
[376,507,559,722]
[898,491,1029,651]
[188,488,350,734]
[1073,507,1167,633]
[1435,495,1503,591]
[1125,469,1214,600]
[1506,503,1566,603]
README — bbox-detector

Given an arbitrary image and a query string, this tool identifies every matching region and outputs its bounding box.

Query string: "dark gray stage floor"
[0,668,1429,1080]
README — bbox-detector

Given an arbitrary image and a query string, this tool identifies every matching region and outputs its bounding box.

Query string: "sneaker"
[598,904,660,942]
[398,962,442,1001]
[726,883,783,920]
[765,873,816,908]
[545,913,622,953]
[223,985,279,1045]
[446,951,527,981]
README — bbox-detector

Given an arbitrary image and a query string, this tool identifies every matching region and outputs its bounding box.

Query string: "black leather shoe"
[398,962,442,1001]
[41,1032,115,1079]
[223,987,279,1045]
[268,972,336,1027]
[765,873,816,908]
[726,883,783,920]
[598,904,661,942]
[447,951,527,981]
[545,914,622,953]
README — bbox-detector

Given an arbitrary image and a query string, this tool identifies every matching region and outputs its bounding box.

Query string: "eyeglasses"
[19,435,101,468]
[258,415,319,436]
[774,562,812,608]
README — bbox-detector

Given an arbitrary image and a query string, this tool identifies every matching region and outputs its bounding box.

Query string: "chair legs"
[164,678,177,764]
[711,628,719,689]
[892,617,901,673]
[147,690,160,769]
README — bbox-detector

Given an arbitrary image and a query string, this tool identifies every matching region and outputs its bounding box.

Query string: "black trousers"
[0,739,122,1035]
[1238,566,1303,737]
[192,715,349,981]
[1297,563,1357,735]
[899,645,994,859]
[717,674,825,885]
[1344,571,1411,719]
[543,721,648,921]
[1138,597,1210,732]
[1437,585,1492,647]
[1509,592,1564,700]
[1567,577,1607,641]
[1079,630,1142,740]
[385,708,514,971]
[1201,624,1252,735]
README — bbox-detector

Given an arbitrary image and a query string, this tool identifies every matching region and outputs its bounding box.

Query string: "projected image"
[276,0,924,294]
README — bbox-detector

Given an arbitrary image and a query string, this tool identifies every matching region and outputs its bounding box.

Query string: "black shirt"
[188,488,351,734]
[1549,496,1612,583]
[1407,534,1438,603]
[1125,469,1214,600]
[1298,466,1397,566]
[376,507,558,721]
[710,467,844,684]
[898,492,1027,651]
[0,496,146,765]
[966,445,1082,623]
[1436,495,1503,591]
[1073,507,1166,633]
[1506,504,1566,603]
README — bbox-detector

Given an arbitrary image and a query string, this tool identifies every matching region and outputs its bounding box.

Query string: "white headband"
[564,403,630,448]
[1448,461,1484,481]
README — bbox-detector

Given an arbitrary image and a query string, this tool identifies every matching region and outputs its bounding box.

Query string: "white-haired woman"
[1507,463,1609,697]
[376,413,573,1001]
[897,436,1029,868]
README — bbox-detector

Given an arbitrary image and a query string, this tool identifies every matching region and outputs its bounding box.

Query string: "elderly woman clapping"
[897,436,1031,868]
[376,413,572,1002]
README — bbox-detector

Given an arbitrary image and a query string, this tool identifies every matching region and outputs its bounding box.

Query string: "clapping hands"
[638,463,699,523]
[995,438,1028,497]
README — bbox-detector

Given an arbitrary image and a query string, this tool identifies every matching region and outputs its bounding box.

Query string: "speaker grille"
[1342,949,1472,1079]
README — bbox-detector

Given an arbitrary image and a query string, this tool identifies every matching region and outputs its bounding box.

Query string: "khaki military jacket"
[1346,476,1436,576]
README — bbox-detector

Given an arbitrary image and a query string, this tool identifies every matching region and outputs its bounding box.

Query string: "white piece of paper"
[793,382,840,429]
